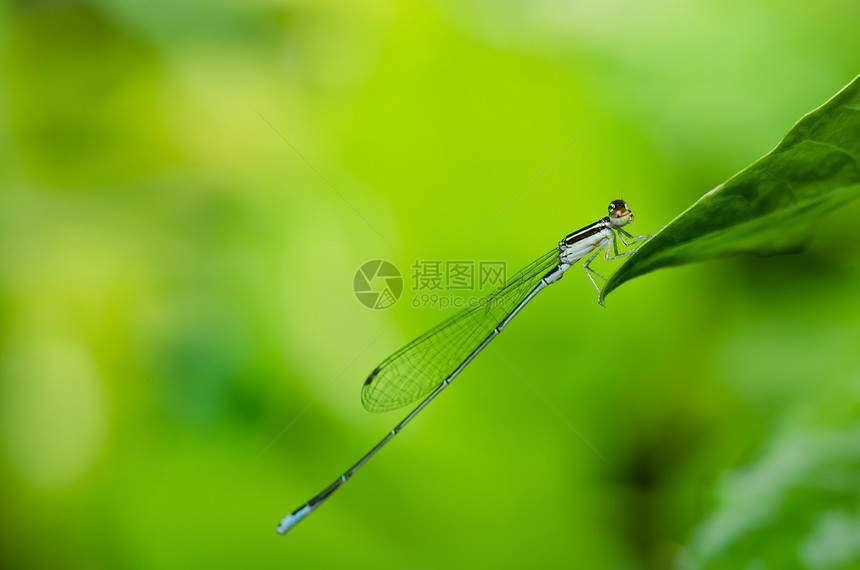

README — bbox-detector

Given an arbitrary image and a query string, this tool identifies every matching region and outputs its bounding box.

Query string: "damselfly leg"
[578,227,653,304]
[617,227,651,247]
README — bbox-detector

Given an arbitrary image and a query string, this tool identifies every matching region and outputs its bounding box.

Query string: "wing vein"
[361,248,561,412]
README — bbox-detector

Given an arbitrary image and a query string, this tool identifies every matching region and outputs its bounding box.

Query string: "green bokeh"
[1,1,859,569]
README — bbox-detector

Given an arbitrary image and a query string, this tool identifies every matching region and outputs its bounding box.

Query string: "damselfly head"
[607,199,634,227]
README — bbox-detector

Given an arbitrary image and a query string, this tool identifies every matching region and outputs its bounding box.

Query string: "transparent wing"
[361,248,561,412]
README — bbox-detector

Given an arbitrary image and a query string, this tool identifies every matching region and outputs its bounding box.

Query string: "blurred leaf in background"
[1,0,859,569]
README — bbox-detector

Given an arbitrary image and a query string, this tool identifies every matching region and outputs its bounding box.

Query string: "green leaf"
[600,75,860,304]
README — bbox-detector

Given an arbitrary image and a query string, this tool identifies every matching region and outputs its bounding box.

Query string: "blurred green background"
[1,1,859,568]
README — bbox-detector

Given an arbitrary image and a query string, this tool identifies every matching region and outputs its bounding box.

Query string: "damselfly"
[277,199,651,534]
